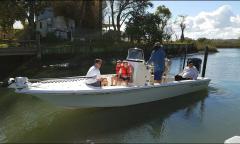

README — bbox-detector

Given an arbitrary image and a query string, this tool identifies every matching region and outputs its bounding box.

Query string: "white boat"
[8,48,211,108]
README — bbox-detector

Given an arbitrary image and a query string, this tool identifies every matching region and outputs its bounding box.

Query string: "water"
[0,48,240,143]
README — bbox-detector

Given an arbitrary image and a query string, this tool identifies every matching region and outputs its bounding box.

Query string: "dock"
[0,39,40,57]
[0,47,37,56]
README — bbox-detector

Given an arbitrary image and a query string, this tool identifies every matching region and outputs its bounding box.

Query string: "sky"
[148,1,240,39]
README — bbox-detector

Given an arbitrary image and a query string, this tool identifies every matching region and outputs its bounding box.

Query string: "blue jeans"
[154,70,163,80]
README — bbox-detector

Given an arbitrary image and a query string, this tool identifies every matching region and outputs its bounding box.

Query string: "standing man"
[148,42,166,83]
[86,59,103,87]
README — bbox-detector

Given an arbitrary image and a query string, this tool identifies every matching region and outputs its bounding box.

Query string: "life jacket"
[120,64,132,77]
[115,63,121,75]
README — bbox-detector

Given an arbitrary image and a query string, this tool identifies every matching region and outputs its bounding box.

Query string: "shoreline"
[216,47,240,49]
[0,45,216,81]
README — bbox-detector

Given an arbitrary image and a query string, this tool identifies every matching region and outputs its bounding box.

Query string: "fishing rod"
[28,75,97,82]
[0,75,97,87]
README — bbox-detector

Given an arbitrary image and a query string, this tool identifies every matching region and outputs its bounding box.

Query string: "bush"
[41,32,61,43]
[102,30,121,41]
[0,44,8,48]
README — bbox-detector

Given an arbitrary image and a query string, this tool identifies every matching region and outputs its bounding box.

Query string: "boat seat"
[101,74,114,87]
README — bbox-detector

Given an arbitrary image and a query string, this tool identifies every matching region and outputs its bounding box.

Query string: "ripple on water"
[0,89,62,142]
[0,128,7,143]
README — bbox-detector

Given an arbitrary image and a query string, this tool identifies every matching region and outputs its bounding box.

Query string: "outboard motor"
[8,77,29,89]
[187,58,202,72]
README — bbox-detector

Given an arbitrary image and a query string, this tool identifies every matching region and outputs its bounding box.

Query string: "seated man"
[85,58,103,87]
[175,60,199,81]
[118,60,132,86]
[111,60,122,86]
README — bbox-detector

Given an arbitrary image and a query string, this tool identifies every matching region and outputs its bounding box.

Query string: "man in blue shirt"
[148,42,166,83]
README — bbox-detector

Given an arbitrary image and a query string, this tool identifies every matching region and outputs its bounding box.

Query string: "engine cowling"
[8,77,29,89]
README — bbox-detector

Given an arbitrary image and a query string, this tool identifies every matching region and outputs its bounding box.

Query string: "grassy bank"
[194,38,240,50]
[41,39,134,58]
[212,39,240,48]
[194,42,218,52]
[40,39,201,59]
[0,44,8,48]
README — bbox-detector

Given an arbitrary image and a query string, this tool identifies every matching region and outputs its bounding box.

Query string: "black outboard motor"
[187,58,202,72]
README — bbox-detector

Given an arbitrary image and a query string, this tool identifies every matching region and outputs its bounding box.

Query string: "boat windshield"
[126,48,144,62]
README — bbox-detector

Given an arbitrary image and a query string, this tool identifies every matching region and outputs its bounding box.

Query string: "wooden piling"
[201,46,209,77]
[36,33,42,60]
[182,46,188,70]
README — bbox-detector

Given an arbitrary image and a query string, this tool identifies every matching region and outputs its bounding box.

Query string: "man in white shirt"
[86,59,103,87]
[175,60,199,81]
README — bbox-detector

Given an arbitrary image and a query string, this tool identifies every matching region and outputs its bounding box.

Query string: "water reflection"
[0,88,60,143]
[145,90,208,142]
[0,128,7,143]
[2,90,209,143]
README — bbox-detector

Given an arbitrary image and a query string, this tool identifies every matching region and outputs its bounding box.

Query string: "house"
[36,7,75,40]
[36,0,106,40]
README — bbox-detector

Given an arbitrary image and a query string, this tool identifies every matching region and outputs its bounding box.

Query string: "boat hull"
[17,78,211,108]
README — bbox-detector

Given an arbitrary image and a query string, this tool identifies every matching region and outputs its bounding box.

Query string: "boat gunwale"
[16,78,211,95]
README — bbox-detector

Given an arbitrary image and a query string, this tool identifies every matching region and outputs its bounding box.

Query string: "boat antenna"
[201,46,209,77]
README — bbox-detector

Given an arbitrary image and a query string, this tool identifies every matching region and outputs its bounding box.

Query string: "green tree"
[197,37,208,42]
[0,0,48,39]
[125,12,145,42]
[125,13,161,43]
[108,0,152,33]
[155,5,172,43]
[52,1,104,31]
[143,13,161,42]
[125,5,172,43]
[0,1,25,33]
[163,26,174,43]
[15,0,49,39]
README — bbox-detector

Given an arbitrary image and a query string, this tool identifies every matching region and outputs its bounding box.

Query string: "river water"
[0,48,239,143]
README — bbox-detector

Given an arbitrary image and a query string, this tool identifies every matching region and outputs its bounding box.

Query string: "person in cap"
[85,58,104,87]
[175,60,199,81]
[147,42,166,83]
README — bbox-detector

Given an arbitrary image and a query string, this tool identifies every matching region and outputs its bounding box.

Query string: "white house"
[36,7,75,40]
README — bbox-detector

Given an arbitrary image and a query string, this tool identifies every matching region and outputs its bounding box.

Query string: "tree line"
[0,0,186,44]
[0,1,103,40]
[105,0,187,44]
